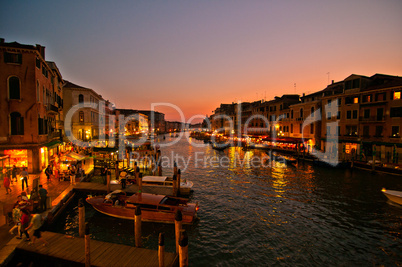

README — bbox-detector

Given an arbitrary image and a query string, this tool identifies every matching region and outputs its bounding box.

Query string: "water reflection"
[50,134,402,266]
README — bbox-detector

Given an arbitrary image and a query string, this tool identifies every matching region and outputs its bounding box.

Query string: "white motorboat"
[141,176,194,196]
[382,188,402,205]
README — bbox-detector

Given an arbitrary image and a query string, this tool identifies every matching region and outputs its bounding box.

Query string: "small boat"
[86,190,199,224]
[382,188,402,205]
[272,152,297,164]
[253,144,270,150]
[211,142,230,151]
[142,176,193,196]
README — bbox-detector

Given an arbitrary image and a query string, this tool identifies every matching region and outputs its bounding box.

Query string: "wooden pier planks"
[16,232,178,267]
[73,182,173,196]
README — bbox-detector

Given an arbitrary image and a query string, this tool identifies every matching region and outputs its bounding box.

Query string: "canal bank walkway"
[0,159,94,265]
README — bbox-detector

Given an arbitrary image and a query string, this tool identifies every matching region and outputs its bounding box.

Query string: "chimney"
[0,38,4,44]
[36,44,45,59]
[331,80,334,84]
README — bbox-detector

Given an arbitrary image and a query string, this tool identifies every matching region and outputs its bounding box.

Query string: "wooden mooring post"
[85,222,90,267]
[78,199,85,238]
[158,232,165,267]
[179,229,188,267]
[172,174,178,196]
[135,205,142,247]
[158,163,162,176]
[106,170,111,193]
[175,210,182,253]
[174,161,178,176]
[138,173,143,193]
[177,169,181,196]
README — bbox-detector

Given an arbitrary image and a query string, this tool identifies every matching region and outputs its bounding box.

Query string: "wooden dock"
[73,182,176,196]
[16,232,178,267]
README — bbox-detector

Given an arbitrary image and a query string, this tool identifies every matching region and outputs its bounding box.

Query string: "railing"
[359,116,385,122]
[48,131,61,140]
[47,103,59,113]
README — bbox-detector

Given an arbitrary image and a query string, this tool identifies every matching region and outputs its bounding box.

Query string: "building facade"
[63,81,109,142]
[0,39,64,173]
[209,73,402,163]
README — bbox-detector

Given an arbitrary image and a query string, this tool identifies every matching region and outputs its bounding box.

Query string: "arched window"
[79,94,84,103]
[311,107,315,117]
[10,112,24,135]
[8,76,20,99]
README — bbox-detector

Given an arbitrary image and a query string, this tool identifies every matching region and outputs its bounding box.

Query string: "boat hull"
[383,190,402,205]
[86,196,197,224]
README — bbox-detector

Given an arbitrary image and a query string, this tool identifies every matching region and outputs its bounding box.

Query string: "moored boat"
[86,190,199,224]
[142,175,194,196]
[211,142,230,151]
[382,188,402,205]
[272,152,297,164]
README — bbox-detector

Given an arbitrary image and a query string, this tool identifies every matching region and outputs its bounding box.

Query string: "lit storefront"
[40,147,48,170]
[4,149,28,168]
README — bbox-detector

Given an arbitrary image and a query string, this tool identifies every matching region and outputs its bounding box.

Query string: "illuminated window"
[393,91,401,100]
[79,111,84,123]
[353,97,359,104]
[391,126,400,137]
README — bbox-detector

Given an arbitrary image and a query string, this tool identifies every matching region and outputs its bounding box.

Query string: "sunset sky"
[1,1,402,122]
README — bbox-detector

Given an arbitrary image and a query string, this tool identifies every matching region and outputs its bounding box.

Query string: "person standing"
[38,185,48,211]
[12,165,19,183]
[9,207,21,235]
[17,209,31,241]
[45,165,52,181]
[25,213,48,246]
[3,172,11,194]
[20,167,29,191]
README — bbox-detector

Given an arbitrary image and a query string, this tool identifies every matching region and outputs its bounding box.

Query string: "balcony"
[46,104,59,114]
[48,131,62,141]
[359,116,385,122]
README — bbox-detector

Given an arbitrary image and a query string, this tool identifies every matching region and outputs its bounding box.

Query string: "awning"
[0,154,10,160]
[44,140,61,148]
[64,152,86,161]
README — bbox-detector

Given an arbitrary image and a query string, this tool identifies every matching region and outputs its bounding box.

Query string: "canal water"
[49,134,402,266]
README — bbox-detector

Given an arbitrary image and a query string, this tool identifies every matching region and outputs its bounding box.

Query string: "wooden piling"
[158,232,165,267]
[372,144,376,171]
[136,167,140,185]
[172,174,177,197]
[175,210,182,253]
[78,199,85,238]
[106,171,111,193]
[135,206,142,247]
[138,173,143,193]
[177,169,181,196]
[179,229,188,267]
[85,222,90,267]
[158,163,162,176]
[174,161,178,176]
[115,160,119,179]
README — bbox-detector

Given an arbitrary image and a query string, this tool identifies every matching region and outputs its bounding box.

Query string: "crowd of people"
[9,193,48,246]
